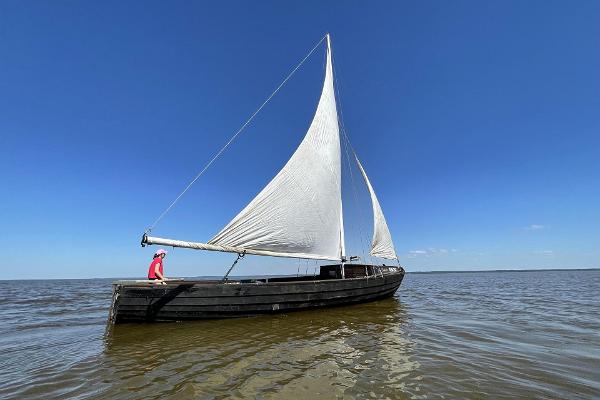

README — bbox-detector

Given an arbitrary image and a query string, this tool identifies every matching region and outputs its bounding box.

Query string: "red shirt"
[148,257,164,279]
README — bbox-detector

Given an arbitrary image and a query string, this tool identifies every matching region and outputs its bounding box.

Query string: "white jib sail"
[355,155,398,260]
[208,35,344,261]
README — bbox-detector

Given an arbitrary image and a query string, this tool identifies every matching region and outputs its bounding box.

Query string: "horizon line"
[1,267,598,281]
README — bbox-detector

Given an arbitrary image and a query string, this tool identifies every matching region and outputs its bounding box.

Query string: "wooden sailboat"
[109,34,405,323]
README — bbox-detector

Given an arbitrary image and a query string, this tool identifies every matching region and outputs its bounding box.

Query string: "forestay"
[355,155,398,260]
[143,34,400,264]
[207,35,344,261]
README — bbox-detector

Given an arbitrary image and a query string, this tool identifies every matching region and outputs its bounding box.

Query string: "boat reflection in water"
[103,296,420,399]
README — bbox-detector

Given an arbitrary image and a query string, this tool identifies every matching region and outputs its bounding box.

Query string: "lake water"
[1,269,598,399]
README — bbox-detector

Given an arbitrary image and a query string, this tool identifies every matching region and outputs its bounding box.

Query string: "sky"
[1,1,599,279]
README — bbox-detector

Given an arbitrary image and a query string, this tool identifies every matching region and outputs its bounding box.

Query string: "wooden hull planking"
[109,268,404,323]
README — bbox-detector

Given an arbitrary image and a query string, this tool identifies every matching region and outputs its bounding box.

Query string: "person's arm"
[154,263,165,281]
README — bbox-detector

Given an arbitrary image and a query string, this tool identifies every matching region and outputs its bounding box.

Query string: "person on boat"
[148,249,167,283]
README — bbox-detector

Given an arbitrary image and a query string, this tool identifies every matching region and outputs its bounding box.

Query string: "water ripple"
[0,270,599,399]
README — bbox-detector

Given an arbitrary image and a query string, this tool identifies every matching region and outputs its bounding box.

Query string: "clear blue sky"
[2,1,599,279]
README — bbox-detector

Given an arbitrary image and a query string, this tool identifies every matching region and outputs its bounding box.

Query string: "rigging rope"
[222,251,246,282]
[331,50,375,266]
[342,132,368,263]
[146,34,328,233]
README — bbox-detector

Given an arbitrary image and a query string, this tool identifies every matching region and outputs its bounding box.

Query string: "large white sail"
[207,35,344,261]
[355,155,398,260]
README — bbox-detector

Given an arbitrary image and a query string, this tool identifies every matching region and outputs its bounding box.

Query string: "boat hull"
[109,270,404,323]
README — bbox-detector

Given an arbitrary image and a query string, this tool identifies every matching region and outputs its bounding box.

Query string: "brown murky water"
[1,270,598,399]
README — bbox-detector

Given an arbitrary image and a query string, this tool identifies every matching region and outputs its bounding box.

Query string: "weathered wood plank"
[114,289,399,322]
[109,267,404,323]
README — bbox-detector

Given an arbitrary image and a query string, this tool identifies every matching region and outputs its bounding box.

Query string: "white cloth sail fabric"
[208,36,344,261]
[355,155,398,260]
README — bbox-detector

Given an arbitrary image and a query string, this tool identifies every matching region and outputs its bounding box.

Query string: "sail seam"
[207,33,343,261]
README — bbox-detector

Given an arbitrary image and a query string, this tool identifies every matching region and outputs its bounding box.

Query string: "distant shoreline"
[1,267,599,281]
[408,267,600,274]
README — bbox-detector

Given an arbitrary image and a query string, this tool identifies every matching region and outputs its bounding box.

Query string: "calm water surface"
[0,270,598,399]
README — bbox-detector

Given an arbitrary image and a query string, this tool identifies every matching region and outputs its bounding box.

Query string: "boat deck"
[113,264,403,287]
